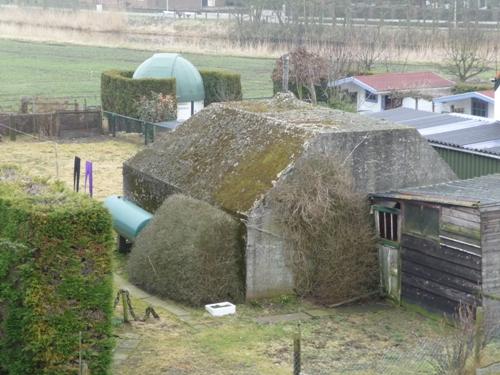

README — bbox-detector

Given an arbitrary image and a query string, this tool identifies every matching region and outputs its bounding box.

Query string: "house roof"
[433,90,495,104]
[366,108,500,157]
[372,173,500,207]
[333,72,455,93]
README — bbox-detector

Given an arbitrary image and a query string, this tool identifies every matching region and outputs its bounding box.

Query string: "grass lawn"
[0,38,275,110]
[3,136,499,374]
[0,134,143,200]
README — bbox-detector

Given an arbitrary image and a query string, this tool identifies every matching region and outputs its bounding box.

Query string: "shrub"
[272,47,330,104]
[135,92,177,123]
[101,70,176,118]
[269,155,378,304]
[453,82,493,94]
[200,69,243,106]
[128,194,245,306]
[0,166,114,375]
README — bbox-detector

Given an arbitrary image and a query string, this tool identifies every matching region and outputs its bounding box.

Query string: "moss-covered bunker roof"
[126,94,408,214]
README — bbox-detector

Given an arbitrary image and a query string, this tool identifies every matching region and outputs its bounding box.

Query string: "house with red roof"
[332,72,455,113]
[433,90,494,118]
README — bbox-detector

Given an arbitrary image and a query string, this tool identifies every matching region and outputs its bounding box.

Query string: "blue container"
[103,195,153,241]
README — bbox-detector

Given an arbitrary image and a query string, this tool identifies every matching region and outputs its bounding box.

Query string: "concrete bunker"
[123,93,457,300]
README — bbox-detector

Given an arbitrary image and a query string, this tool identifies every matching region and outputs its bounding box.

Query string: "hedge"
[200,69,242,106]
[101,70,177,118]
[127,194,245,306]
[0,166,114,375]
[453,82,493,94]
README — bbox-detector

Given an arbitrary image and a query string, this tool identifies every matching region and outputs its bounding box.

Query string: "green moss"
[214,135,305,213]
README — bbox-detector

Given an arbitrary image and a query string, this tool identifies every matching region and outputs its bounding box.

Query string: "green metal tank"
[103,196,153,241]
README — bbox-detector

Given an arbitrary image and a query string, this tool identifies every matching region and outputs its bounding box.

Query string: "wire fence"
[297,334,500,375]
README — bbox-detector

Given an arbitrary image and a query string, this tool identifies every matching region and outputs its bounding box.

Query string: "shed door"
[373,204,401,303]
[379,245,400,302]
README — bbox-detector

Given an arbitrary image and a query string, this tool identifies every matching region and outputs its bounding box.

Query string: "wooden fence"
[0,110,102,139]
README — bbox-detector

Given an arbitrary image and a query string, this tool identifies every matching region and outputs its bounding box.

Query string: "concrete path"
[113,273,194,324]
[112,273,199,368]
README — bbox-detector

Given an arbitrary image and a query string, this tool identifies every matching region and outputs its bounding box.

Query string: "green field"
[0,38,275,109]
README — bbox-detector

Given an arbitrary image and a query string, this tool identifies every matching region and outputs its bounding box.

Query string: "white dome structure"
[133,53,205,121]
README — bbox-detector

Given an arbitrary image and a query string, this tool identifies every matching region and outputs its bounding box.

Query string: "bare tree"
[445,24,494,82]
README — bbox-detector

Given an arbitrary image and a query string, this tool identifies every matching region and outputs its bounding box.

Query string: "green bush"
[453,82,493,94]
[0,166,114,375]
[200,69,243,105]
[128,194,245,306]
[101,70,176,118]
[272,79,330,103]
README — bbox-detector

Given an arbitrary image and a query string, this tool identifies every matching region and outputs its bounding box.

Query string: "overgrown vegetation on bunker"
[269,155,378,304]
[127,194,245,306]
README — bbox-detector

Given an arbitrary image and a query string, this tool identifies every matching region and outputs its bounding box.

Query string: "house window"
[384,95,403,110]
[472,98,488,117]
[365,90,377,103]
[374,205,400,243]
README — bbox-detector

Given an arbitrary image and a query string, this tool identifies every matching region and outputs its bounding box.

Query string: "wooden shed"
[371,174,500,322]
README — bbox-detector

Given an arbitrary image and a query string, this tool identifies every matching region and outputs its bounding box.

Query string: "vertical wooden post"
[293,324,301,375]
[121,290,129,323]
[474,306,485,366]
[9,114,16,141]
[79,331,83,375]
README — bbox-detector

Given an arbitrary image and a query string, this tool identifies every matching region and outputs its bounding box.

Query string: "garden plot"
[0,134,142,201]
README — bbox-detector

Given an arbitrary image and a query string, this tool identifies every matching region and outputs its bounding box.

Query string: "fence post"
[111,114,116,137]
[143,121,148,145]
[474,306,485,366]
[9,114,16,141]
[121,290,129,323]
[293,324,301,375]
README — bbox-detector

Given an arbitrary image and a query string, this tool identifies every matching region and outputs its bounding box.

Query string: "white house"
[331,72,455,113]
[433,90,494,119]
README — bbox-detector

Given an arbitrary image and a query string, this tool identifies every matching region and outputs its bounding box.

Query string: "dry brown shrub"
[128,194,245,306]
[269,154,378,304]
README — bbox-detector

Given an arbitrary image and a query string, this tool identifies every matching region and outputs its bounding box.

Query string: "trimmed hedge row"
[200,69,243,106]
[101,70,177,118]
[0,166,114,375]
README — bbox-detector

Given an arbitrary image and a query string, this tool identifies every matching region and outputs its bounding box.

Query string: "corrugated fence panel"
[433,146,500,180]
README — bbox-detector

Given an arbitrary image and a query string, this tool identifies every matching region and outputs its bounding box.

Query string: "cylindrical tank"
[103,196,153,241]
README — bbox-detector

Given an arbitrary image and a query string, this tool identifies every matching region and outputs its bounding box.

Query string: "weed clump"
[128,194,245,306]
[269,154,378,304]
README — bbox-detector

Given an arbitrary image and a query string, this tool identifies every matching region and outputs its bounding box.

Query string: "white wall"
[402,97,434,112]
[439,99,494,118]
[338,82,382,112]
[177,100,204,121]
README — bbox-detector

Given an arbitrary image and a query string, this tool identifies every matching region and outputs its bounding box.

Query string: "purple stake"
[84,161,93,198]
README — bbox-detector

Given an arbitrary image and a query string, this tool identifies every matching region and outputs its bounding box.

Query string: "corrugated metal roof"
[373,173,500,206]
[366,108,500,156]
